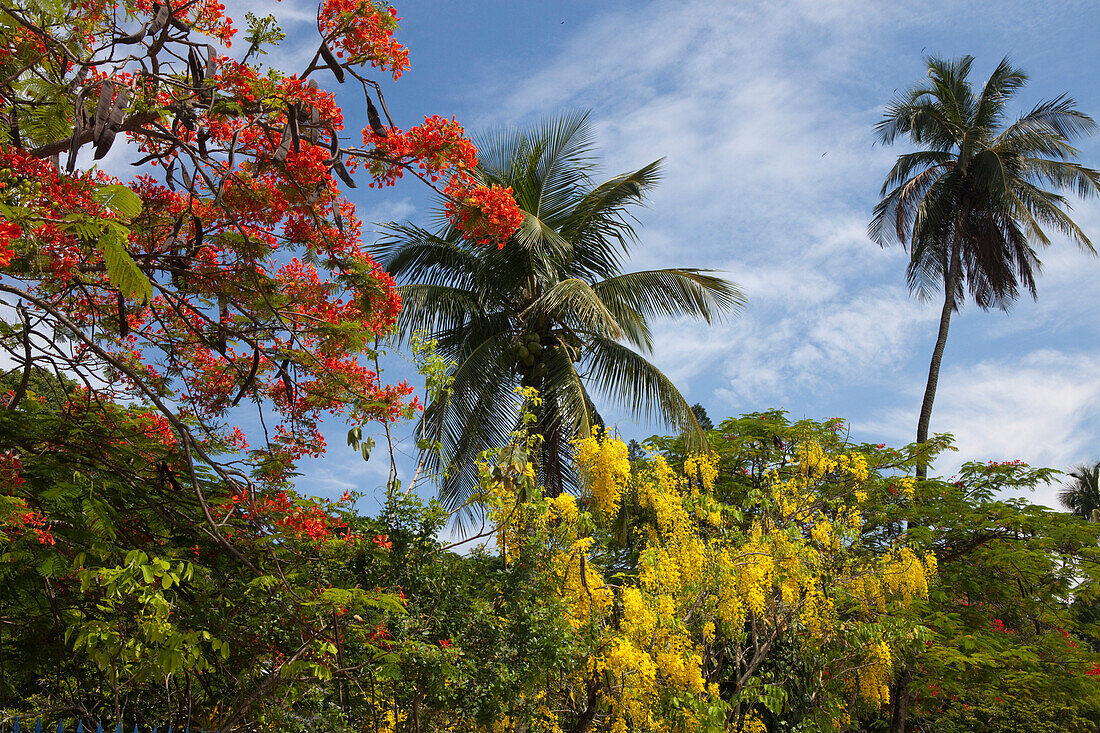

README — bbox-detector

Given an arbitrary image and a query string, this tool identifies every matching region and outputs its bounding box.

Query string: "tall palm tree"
[1060,462,1100,521]
[871,56,1100,479]
[376,111,743,509]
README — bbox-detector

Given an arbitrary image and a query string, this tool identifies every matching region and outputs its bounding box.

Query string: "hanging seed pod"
[178,102,196,131]
[197,127,209,157]
[331,156,355,187]
[318,41,345,83]
[205,45,217,78]
[325,124,340,163]
[9,109,20,148]
[279,360,294,401]
[273,122,292,162]
[288,106,301,153]
[66,96,84,173]
[148,3,170,34]
[214,130,239,207]
[117,23,148,45]
[93,80,115,142]
[117,291,129,338]
[190,215,204,251]
[366,95,387,138]
[230,350,260,407]
[168,11,190,32]
[131,152,160,167]
[93,88,130,160]
[215,295,228,354]
[188,47,203,87]
[194,164,217,196]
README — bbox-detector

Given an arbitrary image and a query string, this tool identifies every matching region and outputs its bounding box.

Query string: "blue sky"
[226,0,1100,510]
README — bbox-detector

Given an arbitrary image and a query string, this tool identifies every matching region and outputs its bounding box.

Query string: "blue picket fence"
[1,721,200,733]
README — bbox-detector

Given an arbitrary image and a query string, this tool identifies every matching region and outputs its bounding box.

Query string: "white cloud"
[864,349,1100,507]
[480,0,1100,487]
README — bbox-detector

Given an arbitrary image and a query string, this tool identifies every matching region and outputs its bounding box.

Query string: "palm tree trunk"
[521,370,565,497]
[915,249,961,481]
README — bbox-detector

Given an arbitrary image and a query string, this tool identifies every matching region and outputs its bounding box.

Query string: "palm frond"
[592,269,744,328]
[562,160,663,280]
[526,278,624,341]
[393,284,480,342]
[582,336,708,453]
[375,223,481,289]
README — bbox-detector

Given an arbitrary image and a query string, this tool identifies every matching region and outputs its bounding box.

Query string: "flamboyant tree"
[0,0,521,724]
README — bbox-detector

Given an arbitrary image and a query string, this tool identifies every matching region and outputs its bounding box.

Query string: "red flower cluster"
[1,452,54,545]
[319,0,409,79]
[365,115,478,186]
[373,533,392,550]
[444,178,526,248]
[228,490,354,542]
[0,219,20,267]
[0,450,24,490]
[364,117,523,246]
[1087,662,1100,677]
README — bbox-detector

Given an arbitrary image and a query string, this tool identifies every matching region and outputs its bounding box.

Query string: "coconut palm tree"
[376,111,743,509]
[1060,462,1100,521]
[871,56,1100,479]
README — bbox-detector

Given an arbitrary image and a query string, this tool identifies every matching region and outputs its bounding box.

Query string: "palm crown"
[1060,463,1100,521]
[376,111,743,508]
[870,56,1100,472]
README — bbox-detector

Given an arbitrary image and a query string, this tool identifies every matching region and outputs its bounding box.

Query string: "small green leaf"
[93,184,143,221]
[99,222,153,303]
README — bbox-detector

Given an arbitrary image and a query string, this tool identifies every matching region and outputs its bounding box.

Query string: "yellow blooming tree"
[470,409,937,732]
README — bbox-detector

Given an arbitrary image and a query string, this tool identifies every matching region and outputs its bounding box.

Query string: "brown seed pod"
[318,41,345,83]
[366,95,387,138]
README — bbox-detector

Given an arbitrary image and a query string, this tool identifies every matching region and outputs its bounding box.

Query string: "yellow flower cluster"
[882,547,937,601]
[473,427,935,732]
[573,428,632,518]
[856,640,894,708]
[683,452,718,493]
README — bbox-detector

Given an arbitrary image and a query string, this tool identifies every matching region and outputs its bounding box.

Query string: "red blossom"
[319,0,409,79]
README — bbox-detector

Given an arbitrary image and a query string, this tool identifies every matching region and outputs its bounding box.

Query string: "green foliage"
[96,220,153,303]
[889,459,1100,732]
[243,13,286,59]
[931,694,1095,733]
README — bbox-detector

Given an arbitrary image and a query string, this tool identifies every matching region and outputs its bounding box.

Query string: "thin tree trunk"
[889,668,911,733]
[915,249,960,481]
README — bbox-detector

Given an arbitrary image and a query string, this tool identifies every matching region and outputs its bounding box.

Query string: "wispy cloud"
[481,0,1100,481]
[864,349,1100,507]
